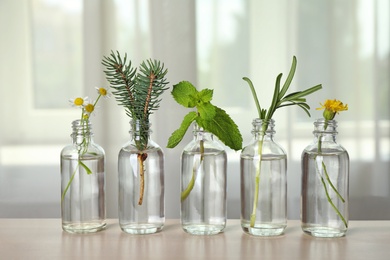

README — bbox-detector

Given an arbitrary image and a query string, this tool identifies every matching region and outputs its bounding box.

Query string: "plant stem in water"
[319,174,348,228]
[315,137,347,229]
[62,165,78,203]
[61,157,92,203]
[250,136,264,227]
[138,153,148,205]
[181,140,205,202]
[321,161,345,203]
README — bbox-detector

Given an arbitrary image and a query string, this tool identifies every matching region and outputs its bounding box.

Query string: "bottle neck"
[71,119,93,145]
[313,118,338,142]
[130,119,151,151]
[130,119,151,137]
[251,118,275,140]
[193,124,214,142]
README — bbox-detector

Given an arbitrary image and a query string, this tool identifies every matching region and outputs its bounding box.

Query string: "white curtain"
[0,0,389,220]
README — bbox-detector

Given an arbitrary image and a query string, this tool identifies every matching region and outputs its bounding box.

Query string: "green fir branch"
[102,51,136,118]
[102,52,169,150]
[102,51,169,205]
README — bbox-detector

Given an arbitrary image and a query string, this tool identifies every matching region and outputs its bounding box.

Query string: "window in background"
[195,0,390,219]
[114,0,150,61]
[296,0,390,162]
[0,0,84,218]
[31,0,83,109]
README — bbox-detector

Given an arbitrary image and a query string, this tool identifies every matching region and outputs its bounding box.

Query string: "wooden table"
[0,219,389,259]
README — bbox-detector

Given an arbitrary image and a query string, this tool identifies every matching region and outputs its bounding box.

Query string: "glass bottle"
[181,124,227,235]
[301,119,349,237]
[118,120,165,234]
[60,119,106,233]
[240,119,287,236]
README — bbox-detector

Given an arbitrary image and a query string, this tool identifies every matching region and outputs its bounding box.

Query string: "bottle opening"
[251,118,275,135]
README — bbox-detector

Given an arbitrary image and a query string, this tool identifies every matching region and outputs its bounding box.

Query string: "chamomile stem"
[181,140,204,202]
[93,94,102,106]
[61,153,92,203]
[250,136,264,227]
[61,163,79,203]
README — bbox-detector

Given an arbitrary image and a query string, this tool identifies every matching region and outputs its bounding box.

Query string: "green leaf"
[277,101,311,117]
[266,73,282,120]
[297,103,311,117]
[171,81,198,108]
[243,77,262,119]
[168,80,242,150]
[167,111,198,148]
[282,84,322,102]
[197,89,213,103]
[80,161,92,175]
[278,56,297,99]
[198,107,243,151]
[260,108,267,118]
[243,56,322,123]
[197,102,216,120]
[281,91,301,100]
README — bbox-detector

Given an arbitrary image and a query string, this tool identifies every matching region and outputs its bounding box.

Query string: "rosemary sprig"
[243,56,322,227]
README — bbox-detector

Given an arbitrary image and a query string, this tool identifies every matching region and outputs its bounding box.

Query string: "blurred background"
[0,0,389,220]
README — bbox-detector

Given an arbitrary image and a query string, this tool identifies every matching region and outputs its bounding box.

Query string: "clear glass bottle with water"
[301,119,349,237]
[60,120,106,233]
[181,124,227,235]
[240,119,287,236]
[118,120,165,234]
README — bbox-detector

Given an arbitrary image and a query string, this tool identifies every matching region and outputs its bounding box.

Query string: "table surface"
[0,219,389,260]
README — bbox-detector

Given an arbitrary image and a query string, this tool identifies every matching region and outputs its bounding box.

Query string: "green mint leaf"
[167,111,198,148]
[171,81,198,108]
[197,106,243,151]
[197,102,216,120]
[168,80,243,150]
[197,89,213,103]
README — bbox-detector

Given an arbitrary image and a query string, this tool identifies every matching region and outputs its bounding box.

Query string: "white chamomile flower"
[95,87,111,99]
[69,97,88,108]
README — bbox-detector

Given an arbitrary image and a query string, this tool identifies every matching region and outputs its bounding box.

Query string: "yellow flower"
[84,102,95,114]
[316,99,348,120]
[96,87,111,98]
[69,97,88,107]
[317,99,348,113]
[83,113,90,120]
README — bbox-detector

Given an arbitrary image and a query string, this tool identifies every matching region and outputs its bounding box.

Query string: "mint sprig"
[167,81,242,151]
[168,81,243,202]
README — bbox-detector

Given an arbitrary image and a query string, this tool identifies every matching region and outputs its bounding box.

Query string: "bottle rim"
[313,118,338,134]
[251,118,275,135]
[129,119,152,134]
[71,119,93,137]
